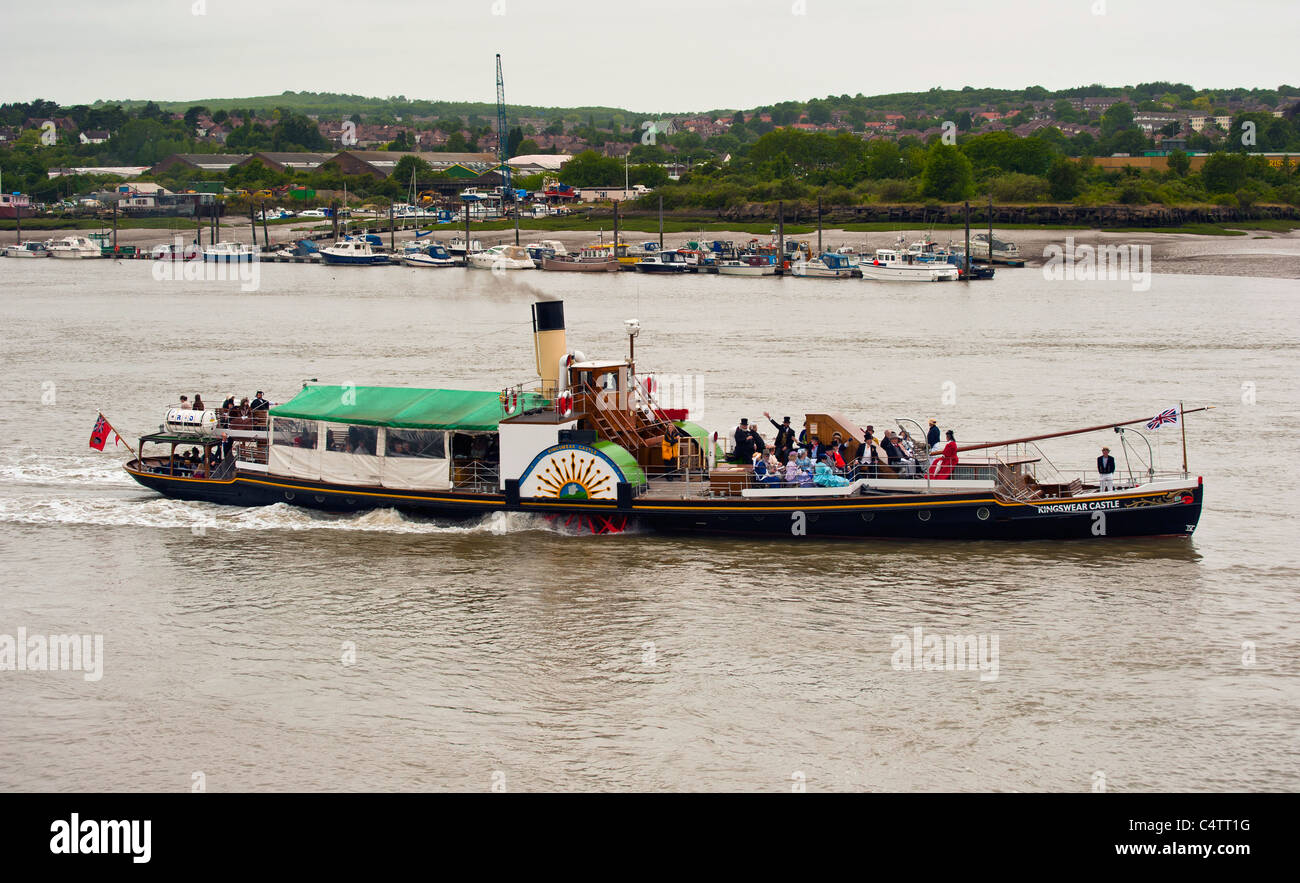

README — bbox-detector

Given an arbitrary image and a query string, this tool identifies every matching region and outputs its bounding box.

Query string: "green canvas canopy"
[270,385,542,431]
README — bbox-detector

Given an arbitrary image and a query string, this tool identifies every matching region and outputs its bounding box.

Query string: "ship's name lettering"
[1035,500,1121,514]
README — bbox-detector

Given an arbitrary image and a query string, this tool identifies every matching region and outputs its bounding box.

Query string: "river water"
[0,257,1296,792]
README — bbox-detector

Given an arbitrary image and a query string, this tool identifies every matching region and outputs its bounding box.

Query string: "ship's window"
[272,418,317,449]
[386,428,446,459]
[325,424,378,455]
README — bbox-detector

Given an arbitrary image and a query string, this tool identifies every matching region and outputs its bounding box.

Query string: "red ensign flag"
[89,414,114,451]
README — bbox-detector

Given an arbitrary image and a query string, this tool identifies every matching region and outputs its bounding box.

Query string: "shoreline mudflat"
[8,223,1298,279]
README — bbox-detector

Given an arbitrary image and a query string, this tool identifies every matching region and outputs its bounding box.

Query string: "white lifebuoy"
[558,391,574,418]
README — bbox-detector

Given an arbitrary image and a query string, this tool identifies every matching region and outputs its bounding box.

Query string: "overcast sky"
[6,0,1297,111]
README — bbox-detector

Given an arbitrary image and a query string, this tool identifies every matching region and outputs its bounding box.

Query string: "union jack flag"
[1146,407,1179,430]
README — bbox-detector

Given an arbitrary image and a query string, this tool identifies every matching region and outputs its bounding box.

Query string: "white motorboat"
[447,237,482,257]
[716,255,778,276]
[403,243,456,268]
[151,241,201,261]
[48,236,103,259]
[790,252,855,278]
[525,239,568,256]
[858,249,959,282]
[4,241,49,258]
[468,244,535,270]
[203,242,257,262]
[968,232,1023,264]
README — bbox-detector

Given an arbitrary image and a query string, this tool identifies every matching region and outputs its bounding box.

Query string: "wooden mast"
[954,406,1212,454]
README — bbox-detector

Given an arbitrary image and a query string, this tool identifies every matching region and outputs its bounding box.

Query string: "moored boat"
[858,248,960,281]
[969,231,1025,266]
[403,243,456,268]
[468,244,535,270]
[790,252,855,278]
[4,241,50,258]
[541,244,620,272]
[633,251,689,273]
[716,255,778,276]
[112,299,1206,541]
[319,238,390,266]
[48,236,102,259]
[203,241,258,262]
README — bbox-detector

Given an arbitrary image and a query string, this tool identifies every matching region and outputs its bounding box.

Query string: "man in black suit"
[1097,446,1117,492]
[731,418,752,463]
[251,391,270,411]
[926,419,941,451]
[765,412,796,462]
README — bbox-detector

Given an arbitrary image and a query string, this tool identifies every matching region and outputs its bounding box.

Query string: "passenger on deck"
[661,425,680,481]
[860,438,880,478]
[830,432,845,460]
[251,391,270,411]
[751,451,781,486]
[192,394,205,411]
[807,435,824,463]
[828,444,845,470]
[764,445,782,476]
[784,452,802,485]
[731,418,752,463]
[178,396,190,410]
[896,430,918,476]
[929,430,960,480]
[237,398,252,418]
[881,431,902,468]
[814,456,850,487]
[222,395,236,410]
[927,419,941,451]
[764,412,797,461]
[1098,447,1116,492]
[747,425,766,461]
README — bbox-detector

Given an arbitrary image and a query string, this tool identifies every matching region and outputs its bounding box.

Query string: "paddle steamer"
[119,300,1204,540]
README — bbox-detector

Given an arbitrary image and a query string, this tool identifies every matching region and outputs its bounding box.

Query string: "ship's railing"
[498,381,553,416]
[232,440,268,465]
[216,407,270,432]
[451,461,500,493]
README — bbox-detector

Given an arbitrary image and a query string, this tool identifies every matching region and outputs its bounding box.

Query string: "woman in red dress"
[928,430,959,480]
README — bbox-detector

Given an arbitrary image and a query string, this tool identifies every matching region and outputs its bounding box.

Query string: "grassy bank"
[0,216,304,231]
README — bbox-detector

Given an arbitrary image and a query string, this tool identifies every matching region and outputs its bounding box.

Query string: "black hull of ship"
[125,467,1203,541]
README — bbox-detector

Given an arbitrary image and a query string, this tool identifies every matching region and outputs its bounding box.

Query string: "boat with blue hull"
[116,300,1205,541]
[319,237,390,266]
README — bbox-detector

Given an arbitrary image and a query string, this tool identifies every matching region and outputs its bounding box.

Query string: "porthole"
[976,507,990,521]
[860,512,875,522]
[752,516,766,522]
[314,495,326,503]
[284,490,295,501]
[346,498,356,505]
[808,513,820,523]
[917,510,931,522]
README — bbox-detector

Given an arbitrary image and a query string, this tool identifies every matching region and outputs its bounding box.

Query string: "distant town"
[2,82,1299,224]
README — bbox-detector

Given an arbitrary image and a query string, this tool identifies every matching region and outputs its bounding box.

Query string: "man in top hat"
[732,418,753,464]
[250,391,270,411]
[1097,446,1117,492]
[764,412,796,462]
